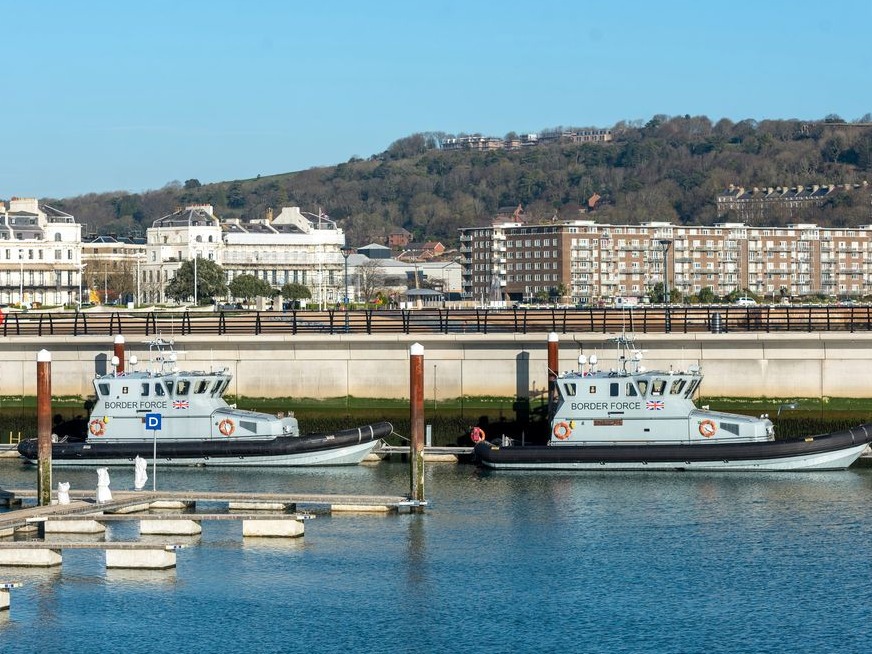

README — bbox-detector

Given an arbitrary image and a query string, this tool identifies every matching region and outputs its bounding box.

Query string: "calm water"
[2,460,871,654]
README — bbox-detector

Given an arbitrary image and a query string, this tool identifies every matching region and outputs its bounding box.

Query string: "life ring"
[470,426,485,443]
[553,421,572,440]
[88,419,104,436]
[699,419,717,438]
[218,419,235,436]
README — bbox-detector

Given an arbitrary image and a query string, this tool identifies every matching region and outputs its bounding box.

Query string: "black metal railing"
[2,305,872,338]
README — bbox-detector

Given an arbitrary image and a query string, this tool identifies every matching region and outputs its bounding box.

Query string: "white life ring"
[88,419,104,436]
[218,419,235,436]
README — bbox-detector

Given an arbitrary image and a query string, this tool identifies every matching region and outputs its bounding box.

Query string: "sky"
[3,0,872,200]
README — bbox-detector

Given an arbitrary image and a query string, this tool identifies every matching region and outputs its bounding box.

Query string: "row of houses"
[440,128,613,152]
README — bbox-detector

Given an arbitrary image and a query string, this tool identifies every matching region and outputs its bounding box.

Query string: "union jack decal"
[172,400,189,409]
[646,400,664,410]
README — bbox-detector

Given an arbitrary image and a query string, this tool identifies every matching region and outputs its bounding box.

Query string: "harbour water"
[2,460,871,653]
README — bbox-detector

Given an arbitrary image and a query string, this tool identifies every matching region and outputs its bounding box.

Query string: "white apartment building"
[0,197,83,307]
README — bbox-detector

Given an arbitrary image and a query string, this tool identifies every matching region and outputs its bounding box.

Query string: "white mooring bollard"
[57,481,70,505]
[96,468,112,503]
[134,455,148,491]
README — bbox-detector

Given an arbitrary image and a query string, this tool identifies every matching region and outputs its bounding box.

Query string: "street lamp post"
[78,263,87,308]
[340,246,354,332]
[18,250,24,307]
[193,254,198,307]
[136,255,142,306]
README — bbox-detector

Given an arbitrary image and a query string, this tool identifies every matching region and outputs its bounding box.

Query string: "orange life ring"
[470,426,485,443]
[218,419,235,436]
[553,421,572,440]
[88,419,104,436]
[699,419,717,438]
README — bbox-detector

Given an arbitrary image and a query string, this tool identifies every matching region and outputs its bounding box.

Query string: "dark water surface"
[2,460,871,653]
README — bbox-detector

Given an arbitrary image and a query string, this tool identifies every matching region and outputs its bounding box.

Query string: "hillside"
[41,115,872,247]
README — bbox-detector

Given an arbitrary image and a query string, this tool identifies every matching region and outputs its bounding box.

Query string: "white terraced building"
[142,204,348,306]
[0,197,84,307]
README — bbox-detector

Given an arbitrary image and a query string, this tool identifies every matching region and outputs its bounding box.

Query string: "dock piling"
[36,349,52,507]
[409,343,425,513]
[113,335,125,373]
[547,332,558,419]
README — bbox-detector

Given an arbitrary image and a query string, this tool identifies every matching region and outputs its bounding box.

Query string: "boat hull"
[474,424,872,472]
[17,422,392,467]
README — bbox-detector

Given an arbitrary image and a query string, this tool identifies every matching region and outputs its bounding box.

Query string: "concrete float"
[1,582,22,611]
[28,512,307,538]
[0,542,185,569]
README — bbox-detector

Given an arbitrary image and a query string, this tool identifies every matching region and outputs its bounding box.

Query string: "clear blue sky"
[3,0,871,199]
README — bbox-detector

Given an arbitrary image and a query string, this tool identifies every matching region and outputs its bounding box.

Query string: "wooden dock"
[373,445,473,462]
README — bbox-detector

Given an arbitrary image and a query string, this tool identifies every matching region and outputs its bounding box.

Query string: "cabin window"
[563,383,576,397]
[176,380,190,396]
[610,382,619,397]
[211,379,227,396]
[626,383,638,397]
[651,380,666,396]
[670,379,686,395]
[164,381,174,395]
[195,380,209,394]
[240,420,257,433]
[720,423,739,436]
[637,380,648,396]
[97,383,110,397]
[141,384,150,397]
[684,380,699,397]
[155,383,166,397]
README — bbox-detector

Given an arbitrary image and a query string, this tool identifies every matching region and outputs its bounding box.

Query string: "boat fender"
[699,419,717,438]
[471,426,486,443]
[218,418,235,436]
[88,419,105,436]
[553,422,572,440]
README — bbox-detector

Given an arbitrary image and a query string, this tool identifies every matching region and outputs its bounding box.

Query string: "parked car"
[735,297,757,307]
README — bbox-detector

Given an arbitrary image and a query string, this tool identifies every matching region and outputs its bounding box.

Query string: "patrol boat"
[17,338,391,467]
[475,336,872,471]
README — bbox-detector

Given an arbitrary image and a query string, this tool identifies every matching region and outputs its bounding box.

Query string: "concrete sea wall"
[2,333,872,400]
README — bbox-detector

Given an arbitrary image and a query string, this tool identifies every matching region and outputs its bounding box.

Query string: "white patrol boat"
[18,337,391,466]
[475,336,872,471]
